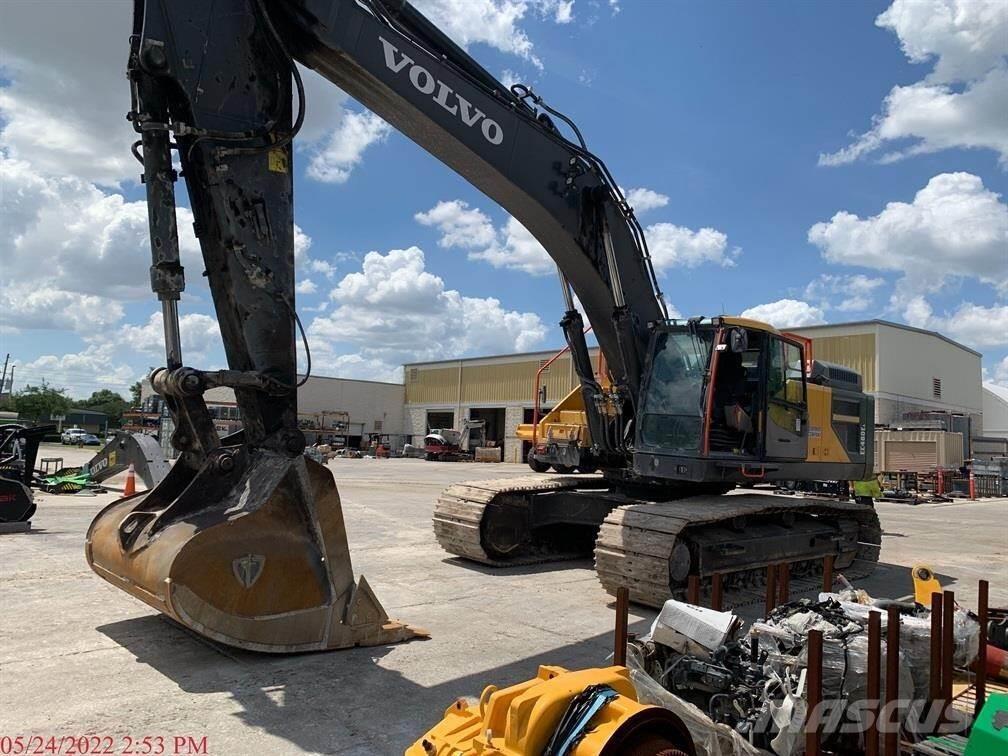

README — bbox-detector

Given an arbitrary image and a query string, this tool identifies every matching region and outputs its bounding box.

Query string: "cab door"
[763,336,808,460]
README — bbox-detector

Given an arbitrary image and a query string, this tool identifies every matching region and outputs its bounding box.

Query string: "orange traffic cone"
[123,463,136,497]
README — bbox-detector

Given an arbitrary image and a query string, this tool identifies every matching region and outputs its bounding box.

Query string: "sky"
[1,0,1006,398]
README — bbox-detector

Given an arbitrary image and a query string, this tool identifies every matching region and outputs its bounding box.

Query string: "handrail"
[531,326,592,448]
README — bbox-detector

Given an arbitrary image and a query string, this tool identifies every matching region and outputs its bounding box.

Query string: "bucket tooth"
[86,450,424,653]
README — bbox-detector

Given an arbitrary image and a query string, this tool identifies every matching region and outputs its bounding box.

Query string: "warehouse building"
[403,347,600,464]
[142,319,991,464]
[142,374,405,457]
[788,320,984,434]
[405,319,986,464]
[983,384,1008,440]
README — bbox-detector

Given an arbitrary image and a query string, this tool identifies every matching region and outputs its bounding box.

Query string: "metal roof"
[404,345,600,369]
[787,319,981,358]
[403,319,981,370]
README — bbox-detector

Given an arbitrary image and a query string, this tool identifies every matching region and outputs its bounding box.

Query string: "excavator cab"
[635,318,852,485]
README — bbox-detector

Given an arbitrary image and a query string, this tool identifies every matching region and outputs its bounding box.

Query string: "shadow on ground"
[441,556,594,576]
[97,612,650,754]
[94,560,948,753]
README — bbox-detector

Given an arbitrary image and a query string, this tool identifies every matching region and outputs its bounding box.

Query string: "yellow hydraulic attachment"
[912,564,943,606]
[516,387,590,457]
[406,665,695,756]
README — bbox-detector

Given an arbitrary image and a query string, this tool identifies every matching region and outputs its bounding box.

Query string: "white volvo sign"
[379,36,504,146]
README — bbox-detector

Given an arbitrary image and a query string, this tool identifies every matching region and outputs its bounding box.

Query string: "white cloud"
[0,286,124,335]
[500,69,522,89]
[416,200,553,275]
[819,70,1008,166]
[1,154,202,300]
[740,299,826,328]
[900,297,1008,348]
[306,246,546,378]
[623,187,670,215]
[415,200,498,249]
[304,111,391,184]
[114,312,222,361]
[552,0,575,24]
[418,198,736,276]
[308,259,340,279]
[820,0,1008,165]
[877,0,1008,84]
[477,217,554,274]
[16,347,139,397]
[645,223,738,271]
[808,173,1008,294]
[985,355,1008,387]
[0,0,134,186]
[294,225,313,261]
[0,6,392,189]
[296,279,319,295]
[804,274,886,313]
[414,0,577,68]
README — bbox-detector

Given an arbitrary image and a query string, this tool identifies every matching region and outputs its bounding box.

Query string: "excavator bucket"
[86,447,424,652]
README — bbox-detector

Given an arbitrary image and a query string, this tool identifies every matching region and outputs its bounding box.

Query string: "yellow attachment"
[515,386,591,446]
[912,564,943,605]
[406,665,694,756]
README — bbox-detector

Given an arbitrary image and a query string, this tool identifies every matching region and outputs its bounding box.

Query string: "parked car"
[80,433,101,446]
[61,428,88,445]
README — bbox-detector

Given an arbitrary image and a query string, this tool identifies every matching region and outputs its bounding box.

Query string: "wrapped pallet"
[474,446,502,462]
[874,429,964,473]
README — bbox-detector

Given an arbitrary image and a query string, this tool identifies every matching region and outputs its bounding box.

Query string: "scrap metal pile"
[627,581,982,756]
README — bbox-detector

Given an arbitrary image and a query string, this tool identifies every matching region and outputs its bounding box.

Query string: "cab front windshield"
[639,329,714,452]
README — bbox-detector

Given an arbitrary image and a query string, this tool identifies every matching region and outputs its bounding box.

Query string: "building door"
[469,407,506,444]
[426,411,454,432]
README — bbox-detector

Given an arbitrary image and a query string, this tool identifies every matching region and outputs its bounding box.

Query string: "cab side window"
[767,338,806,433]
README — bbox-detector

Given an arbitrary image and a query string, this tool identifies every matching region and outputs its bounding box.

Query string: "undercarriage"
[434,477,881,608]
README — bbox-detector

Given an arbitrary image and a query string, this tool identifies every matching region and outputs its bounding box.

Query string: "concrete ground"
[1,443,1006,754]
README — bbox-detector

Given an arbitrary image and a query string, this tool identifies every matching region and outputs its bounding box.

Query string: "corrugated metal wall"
[405,353,588,406]
[404,365,460,404]
[462,357,577,405]
[810,333,876,392]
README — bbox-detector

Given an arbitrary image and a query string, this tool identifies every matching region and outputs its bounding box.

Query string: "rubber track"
[594,495,882,608]
[433,475,606,566]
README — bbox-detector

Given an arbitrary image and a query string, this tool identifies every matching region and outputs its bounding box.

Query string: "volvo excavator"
[88,0,880,657]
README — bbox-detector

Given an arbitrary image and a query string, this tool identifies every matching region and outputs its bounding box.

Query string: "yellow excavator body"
[406,665,694,756]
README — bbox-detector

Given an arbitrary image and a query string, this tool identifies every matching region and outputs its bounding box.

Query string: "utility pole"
[0,353,9,395]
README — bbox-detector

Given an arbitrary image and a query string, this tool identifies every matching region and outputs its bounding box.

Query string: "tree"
[74,389,129,428]
[11,382,71,422]
[129,380,143,408]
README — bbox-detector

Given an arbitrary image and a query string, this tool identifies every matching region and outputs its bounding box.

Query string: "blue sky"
[1,0,1006,397]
